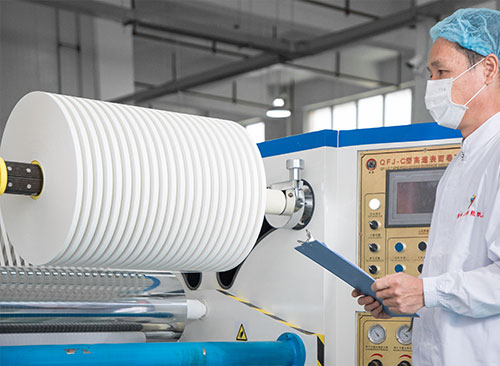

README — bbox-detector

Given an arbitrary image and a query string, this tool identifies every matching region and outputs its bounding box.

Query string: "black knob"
[368,360,383,366]
[369,221,379,230]
[418,241,427,251]
[417,264,424,273]
[397,361,411,366]
[368,265,379,275]
[369,243,379,253]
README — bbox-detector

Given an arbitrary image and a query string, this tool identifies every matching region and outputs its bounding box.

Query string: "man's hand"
[372,273,425,314]
[351,273,425,317]
[351,289,391,319]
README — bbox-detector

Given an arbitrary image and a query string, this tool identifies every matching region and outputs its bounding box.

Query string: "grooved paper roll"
[0,92,266,271]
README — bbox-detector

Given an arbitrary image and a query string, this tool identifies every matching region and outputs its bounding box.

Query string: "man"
[352,8,500,365]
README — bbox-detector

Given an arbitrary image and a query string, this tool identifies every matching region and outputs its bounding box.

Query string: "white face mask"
[425,58,487,129]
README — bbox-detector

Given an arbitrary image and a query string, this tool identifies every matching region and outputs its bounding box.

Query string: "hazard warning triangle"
[236,324,248,341]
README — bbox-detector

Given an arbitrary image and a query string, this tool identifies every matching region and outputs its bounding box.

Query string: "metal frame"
[22,0,292,55]
[24,0,483,103]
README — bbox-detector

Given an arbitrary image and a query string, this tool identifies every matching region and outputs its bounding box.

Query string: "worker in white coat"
[352,8,500,365]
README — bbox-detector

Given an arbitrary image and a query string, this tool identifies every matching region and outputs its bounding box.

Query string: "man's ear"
[483,53,499,85]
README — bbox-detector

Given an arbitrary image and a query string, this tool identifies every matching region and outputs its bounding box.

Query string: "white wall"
[0,0,134,136]
[94,18,134,100]
[0,1,58,133]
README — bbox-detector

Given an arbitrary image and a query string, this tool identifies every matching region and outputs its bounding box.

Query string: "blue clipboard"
[295,240,418,318]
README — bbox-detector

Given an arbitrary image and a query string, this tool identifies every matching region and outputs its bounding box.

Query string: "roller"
[0,267,206,340]
[0,92,314,272]
[0,92,266,271]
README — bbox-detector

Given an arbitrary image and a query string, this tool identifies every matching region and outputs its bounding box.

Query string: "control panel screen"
[386,168,446,227]
[396,181,439,214]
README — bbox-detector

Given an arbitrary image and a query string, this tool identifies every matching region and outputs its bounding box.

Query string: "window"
[333,102,356,130]
[384,89,412,126]
[245,122,265,143]
[307,107,332,132]
[358,95,383,129]
[305,88,412,131]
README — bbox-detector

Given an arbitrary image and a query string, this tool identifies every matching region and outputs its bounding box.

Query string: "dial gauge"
[367,324,386,344]
[396,324,412,345]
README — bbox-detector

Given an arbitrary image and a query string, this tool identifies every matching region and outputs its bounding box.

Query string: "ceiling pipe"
[22,0,293,55]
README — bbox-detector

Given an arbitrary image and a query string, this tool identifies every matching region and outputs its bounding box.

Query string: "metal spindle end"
[0,158,44,199]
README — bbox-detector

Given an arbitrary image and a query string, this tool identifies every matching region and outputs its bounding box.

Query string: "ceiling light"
[266,108,291,118]
[266,98,291,118]
[272,97,285,107]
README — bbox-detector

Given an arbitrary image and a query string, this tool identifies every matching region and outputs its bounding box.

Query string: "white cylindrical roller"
[0,93,82,264]
[186,299,207,320]
[266,189,287,215]
[0,92,266,272]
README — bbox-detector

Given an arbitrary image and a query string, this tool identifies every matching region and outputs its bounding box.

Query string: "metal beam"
[112,53,282,103]
[292,10,415,57]
[297,0,379,20]
[135,81,269,109]
[284,62,396,88]
[112,0,481,104]
[293,0,482,57]
[131,19,292,55]
[22,0,293,55]
[359,40,414,55]
[133,30,251,59]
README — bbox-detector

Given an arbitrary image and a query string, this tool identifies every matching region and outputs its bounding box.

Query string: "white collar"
[461,112,500,156]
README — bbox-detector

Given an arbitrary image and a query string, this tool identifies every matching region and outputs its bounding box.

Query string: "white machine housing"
[182,122,461,366]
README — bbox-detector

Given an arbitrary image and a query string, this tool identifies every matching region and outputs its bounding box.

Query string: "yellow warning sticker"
[236,324,248,341]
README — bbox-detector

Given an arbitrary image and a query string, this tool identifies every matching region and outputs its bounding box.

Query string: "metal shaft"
[0,159,44,197]
[0,268,191,341]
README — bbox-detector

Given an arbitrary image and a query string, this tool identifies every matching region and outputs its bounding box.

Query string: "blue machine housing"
[258,123,461,158]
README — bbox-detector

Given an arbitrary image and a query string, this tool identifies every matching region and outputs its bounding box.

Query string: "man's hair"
[454,43,483,66]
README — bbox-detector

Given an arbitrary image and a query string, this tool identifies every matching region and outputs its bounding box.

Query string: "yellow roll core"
[0,158,7,196]
[31,160,43,200]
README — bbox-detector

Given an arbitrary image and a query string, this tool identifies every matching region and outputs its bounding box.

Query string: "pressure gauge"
[367,324,386,344]
[396,324,412,345]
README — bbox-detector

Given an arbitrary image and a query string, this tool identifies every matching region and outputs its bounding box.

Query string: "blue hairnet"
[430,8,500,60]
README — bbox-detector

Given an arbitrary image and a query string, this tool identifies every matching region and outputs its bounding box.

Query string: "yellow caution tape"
[218,289,325,365]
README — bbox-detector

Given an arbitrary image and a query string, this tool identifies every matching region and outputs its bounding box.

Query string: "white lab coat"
[412,112,500,366]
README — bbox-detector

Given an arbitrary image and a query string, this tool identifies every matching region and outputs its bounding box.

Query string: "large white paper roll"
[0,92,266,272]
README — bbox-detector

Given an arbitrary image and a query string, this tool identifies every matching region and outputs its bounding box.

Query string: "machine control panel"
[358,145,460,278]
[357,145,460,366]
